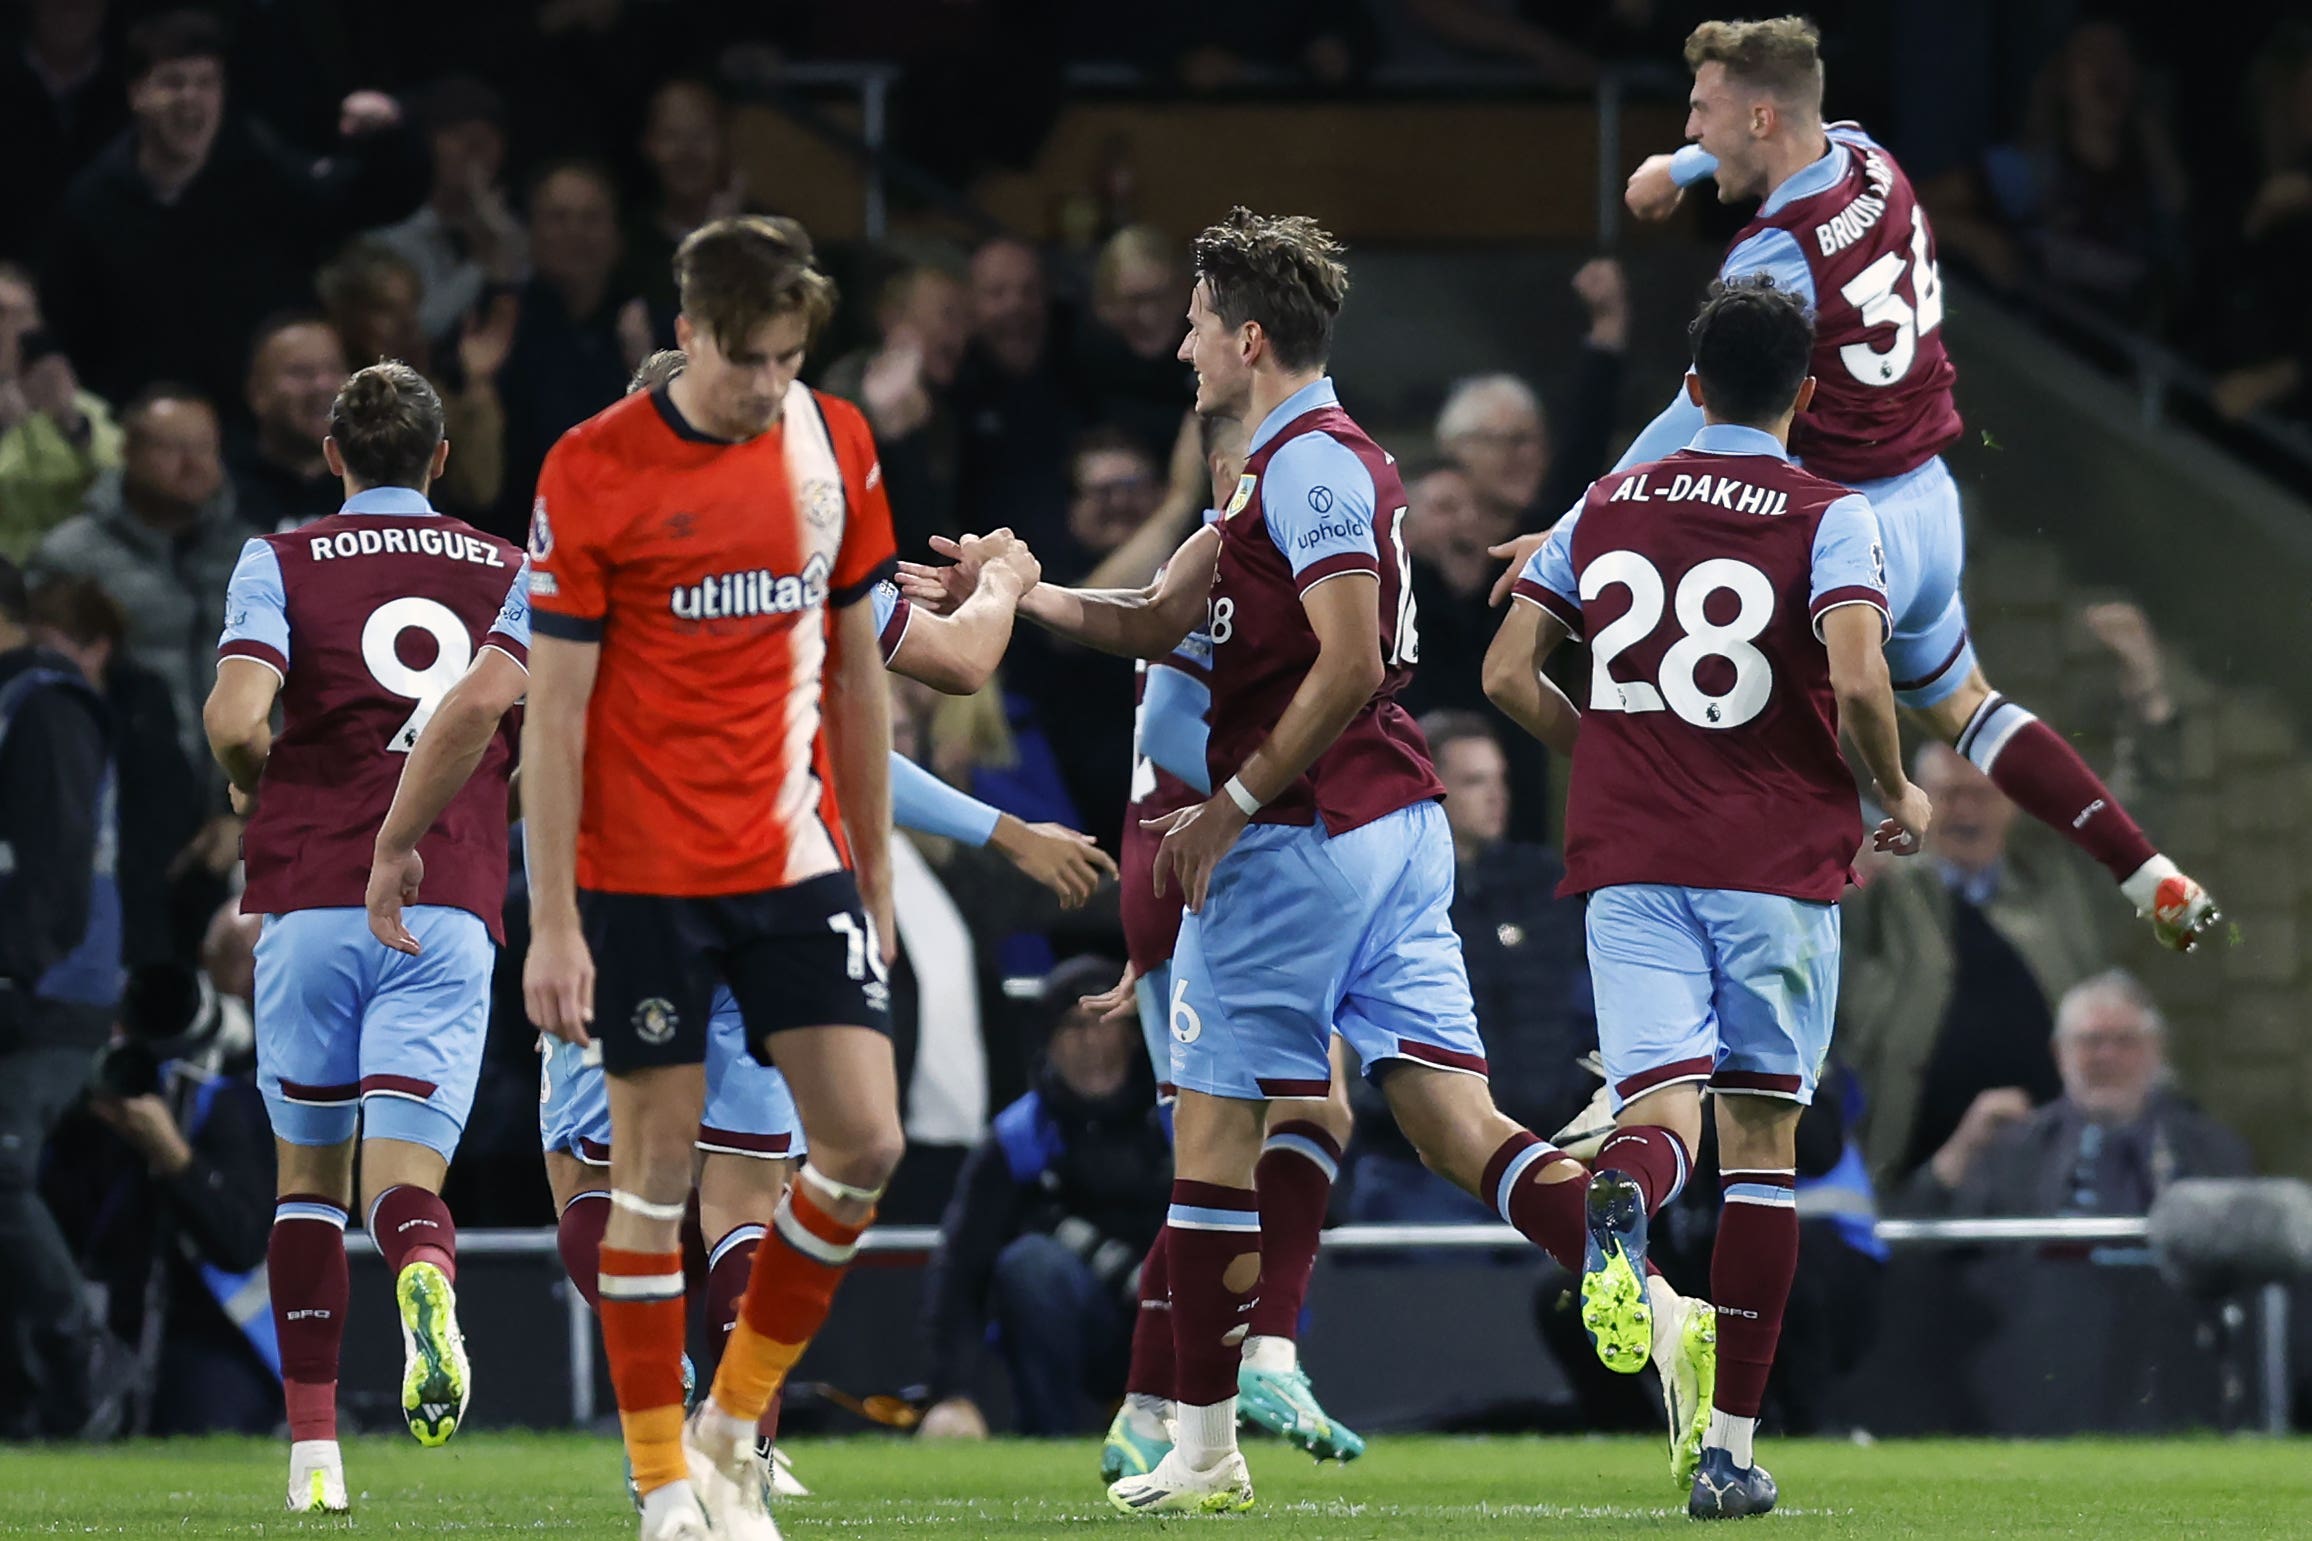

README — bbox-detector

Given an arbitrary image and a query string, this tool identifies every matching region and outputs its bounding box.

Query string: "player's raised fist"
[1625,152,1685,222]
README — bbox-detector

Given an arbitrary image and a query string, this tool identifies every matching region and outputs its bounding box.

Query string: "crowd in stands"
[0,0,2269,1442]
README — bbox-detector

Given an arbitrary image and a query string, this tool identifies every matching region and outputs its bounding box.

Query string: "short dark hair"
[1191,206,1350,372]
[1687,276,1815,426]
[0,555,27,626]
[127,9,226,83]
[674,215,838,357]
[122,381,211,430]
[1071,425,1155,483]
[27,576,127,649]
[1418,708,1500,761]
[1397,453,1465,488]
[245,309,338,380]
[328,362,443,489]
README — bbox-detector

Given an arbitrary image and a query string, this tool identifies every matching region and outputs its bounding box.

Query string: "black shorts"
[581,871,891,1074]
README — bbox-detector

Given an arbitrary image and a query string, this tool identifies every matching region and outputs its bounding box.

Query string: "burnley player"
[1500,15,2216,949]
[939,208,1708,1515]
[205,363,522,1511]
[1077,412,1365,1482]
[1487,278,1932,1518]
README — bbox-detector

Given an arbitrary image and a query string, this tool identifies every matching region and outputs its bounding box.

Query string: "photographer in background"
[40,903,277,1437]
[918,958,1171,1437]
[0,552,125,1439]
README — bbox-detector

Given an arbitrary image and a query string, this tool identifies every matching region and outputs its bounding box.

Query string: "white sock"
[1124,1392,1172,1439]
[639,1479,699,1529]
[1174,1398,1238,1470]
[2120,854,2179,913]
[289,1438,340,1471]
[1241,1334,1297,1374]
[1705,1409,1756,1469]
[697,1399,754,1452]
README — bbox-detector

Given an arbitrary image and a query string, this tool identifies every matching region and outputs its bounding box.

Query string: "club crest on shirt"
[633,997,679,1045]
[803,477,844,532]
[1225,473,1256,517]
[528,496,553,559]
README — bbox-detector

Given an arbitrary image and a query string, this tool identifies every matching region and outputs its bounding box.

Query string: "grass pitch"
[4,1431,2309,1537]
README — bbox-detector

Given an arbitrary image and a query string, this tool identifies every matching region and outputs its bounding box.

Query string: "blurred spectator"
[493,161,632,538]
[823,259,970,558]
[0,0,128,265]
[1965,19,2190,324]
[919,957,1168,1438]
[37,906,277,1435]
[2214,24,2312,423]
[1060,427,1164,575]
[0,263,123,559]
[955,236,1081,550]
[29,384,242,770]
[39,9,427,408]
[1435,257,1628,531]
[619,78,744,326]
[368,75,528,348]
[0,552,129,1440]
[315,241,511,521]
[1074,225,1191,460]
[1343,711,1591,1222]
[27,576,206,972]
[225,314,349,532]
[1902,970,2252,1216]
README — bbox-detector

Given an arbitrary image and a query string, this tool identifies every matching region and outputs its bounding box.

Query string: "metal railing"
[349,1216,2293,1435]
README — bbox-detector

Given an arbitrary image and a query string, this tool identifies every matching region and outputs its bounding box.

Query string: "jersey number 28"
[1583,552,1775,731]
[362,597,475,753]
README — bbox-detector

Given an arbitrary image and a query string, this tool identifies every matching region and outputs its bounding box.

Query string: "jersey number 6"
[1582,552,1775,731]
[361,596,475,753]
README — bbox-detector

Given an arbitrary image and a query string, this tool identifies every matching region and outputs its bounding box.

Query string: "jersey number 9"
[362,597,475,753]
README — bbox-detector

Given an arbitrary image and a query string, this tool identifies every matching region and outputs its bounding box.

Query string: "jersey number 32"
[1582,552,1775,731]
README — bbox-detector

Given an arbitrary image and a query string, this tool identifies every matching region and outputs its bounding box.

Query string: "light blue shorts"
[539,985,806,1165]
[1854,456,1977,709]
[253,905,492,1158]
[1586,884,1841,1111]
[1169,801,1485,1101]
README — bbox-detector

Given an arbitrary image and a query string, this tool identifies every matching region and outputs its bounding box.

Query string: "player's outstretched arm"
[889,750,1115,907]
[367,648,529,954]
[889,534,1037,696]
[203,658,281,802]
[520,635,600,1042]
[1012,524,1221,661]
[828,596,897,966]
[1482,600,1580,757]
[1823,604,1930,854]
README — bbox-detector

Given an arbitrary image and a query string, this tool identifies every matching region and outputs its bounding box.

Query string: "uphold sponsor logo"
[670,553,831,621]
[1293,515,1368,551]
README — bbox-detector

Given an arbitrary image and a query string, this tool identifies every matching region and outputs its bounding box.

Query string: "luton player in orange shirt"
[520,216,898,1541]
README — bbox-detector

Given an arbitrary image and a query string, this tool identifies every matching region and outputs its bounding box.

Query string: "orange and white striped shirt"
[526,385,895,896]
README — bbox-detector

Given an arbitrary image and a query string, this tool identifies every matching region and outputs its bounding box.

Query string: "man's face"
[1068,446,1160,556]
[123,397,224,517]
[1045,1009,1136,1101]
[1180,279,1252,421]
[130,55,224,168]
[1916,745,2016,875]
[1686,62,1770,203]
[2056,994,2164,1122]
[0,274,38,378]
[431,118,506,202]
[1102,254,1186,360]
[1446,395,1548,515]
[249,323,349,450]
[339,270,422,368]
[1437,735,1510,851]
[895,271,969,387]
[644,83,726,207]
[679,308,811,440]
[530,169,621,297]
[1406,466,1483,568]
[970,241,1047,372]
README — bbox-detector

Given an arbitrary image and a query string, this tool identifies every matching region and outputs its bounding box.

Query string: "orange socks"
[710,1168,873,1421]
[598,1244,688,1495]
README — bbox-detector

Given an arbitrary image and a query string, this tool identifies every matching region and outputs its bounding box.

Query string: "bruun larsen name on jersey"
[670,554,832,621]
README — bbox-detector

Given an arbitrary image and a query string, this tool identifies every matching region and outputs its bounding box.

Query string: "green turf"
[4,1431,2309,1537]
